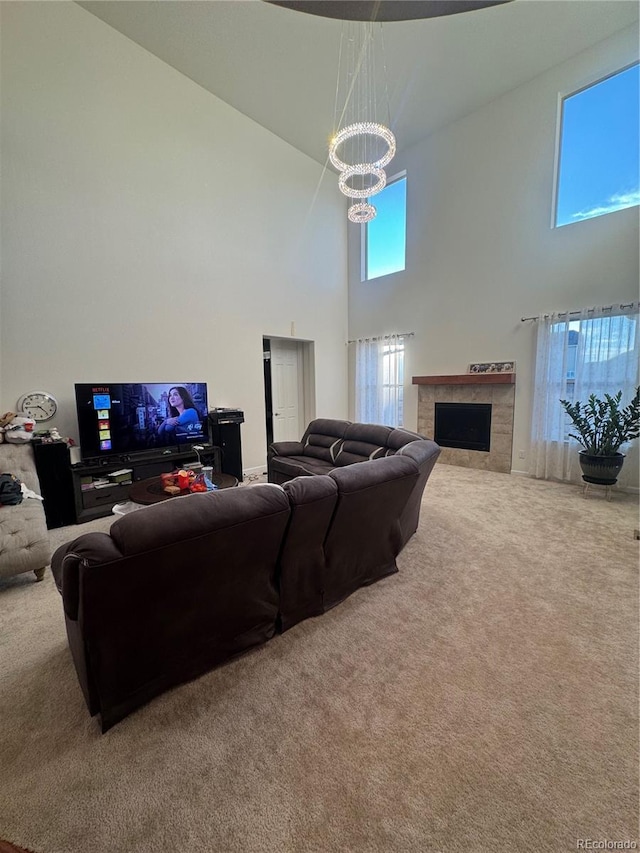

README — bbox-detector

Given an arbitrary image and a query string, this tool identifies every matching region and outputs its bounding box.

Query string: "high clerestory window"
[554,63,639,227]
[364,173,407,280]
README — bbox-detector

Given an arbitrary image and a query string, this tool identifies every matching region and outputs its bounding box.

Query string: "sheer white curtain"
[355,334,405,426]
[529,303,639,487]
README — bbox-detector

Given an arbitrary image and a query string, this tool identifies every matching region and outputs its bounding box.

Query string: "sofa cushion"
[303,434,344,464]
[322,455,419,609]
[279,475,338,631]
[387,427,425,451]
[270,455,335,480]
[299,418,350,465]
[329,453,418,496]
[268,441,304,459]
[302,418,351,441]
[110,484,288,556]
[344,422,394,446]
[333,439,387,466]
[331,423,393,466]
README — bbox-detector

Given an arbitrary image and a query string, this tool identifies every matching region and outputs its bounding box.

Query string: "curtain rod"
[347,331,415,344]
[520,302,636,322]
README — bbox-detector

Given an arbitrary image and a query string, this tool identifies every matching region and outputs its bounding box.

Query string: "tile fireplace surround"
[413,373,515,473]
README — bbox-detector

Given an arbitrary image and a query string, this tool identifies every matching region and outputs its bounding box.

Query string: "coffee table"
[113,472,238,515]
[128,473,238,504]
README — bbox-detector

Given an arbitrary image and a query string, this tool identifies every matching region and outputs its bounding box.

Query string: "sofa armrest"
[397,439,440,469]
[395,440,441,546]
[51,533,123,621]
[268,441,304,459]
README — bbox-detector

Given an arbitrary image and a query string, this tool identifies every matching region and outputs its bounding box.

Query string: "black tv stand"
[77,443,211,468]
[71,444,220,523]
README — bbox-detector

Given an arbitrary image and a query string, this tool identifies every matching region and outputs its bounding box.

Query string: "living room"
[1,2,638,852]
[1,0,637,478]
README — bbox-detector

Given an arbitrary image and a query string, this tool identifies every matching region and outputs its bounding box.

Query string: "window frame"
[551,60,640,230]
[361,169,407,282]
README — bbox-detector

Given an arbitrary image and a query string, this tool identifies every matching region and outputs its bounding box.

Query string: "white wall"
[1,2,348,471]
[348,25,639,476]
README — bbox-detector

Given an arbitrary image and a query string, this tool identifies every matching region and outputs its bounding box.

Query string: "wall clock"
[17,391,58,422]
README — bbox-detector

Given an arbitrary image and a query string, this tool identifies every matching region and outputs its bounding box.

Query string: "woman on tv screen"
[157,386,201,439]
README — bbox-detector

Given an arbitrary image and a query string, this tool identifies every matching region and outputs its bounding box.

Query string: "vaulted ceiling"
[78,1,639,165]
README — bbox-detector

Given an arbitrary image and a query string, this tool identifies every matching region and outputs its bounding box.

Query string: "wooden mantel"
[412,373,516,385]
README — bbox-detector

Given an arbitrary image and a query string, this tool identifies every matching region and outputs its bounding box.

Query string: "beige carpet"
[0,465,638,853]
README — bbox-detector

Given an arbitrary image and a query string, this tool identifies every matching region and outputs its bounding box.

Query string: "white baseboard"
[242,464,267,481]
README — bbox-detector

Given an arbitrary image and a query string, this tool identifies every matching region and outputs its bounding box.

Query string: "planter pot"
[578,451,625,486]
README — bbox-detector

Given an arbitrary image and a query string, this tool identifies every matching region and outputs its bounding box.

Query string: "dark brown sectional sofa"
[268,418,441,546]
[267,418,426,483]
[52,423,440,732]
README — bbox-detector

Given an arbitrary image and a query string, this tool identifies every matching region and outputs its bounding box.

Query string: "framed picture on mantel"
[468,361,515,374]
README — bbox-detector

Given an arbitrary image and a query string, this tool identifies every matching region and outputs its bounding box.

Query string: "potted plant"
[560,386,640,485]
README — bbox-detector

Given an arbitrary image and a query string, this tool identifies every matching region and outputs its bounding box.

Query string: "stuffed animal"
[0,412,15,441]
[0,412,14,443]
[3,414,36,443]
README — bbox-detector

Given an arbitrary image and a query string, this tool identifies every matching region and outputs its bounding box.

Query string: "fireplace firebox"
[434,402,492,452]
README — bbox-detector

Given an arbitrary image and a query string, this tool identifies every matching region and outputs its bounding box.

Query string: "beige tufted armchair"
[0,443,51,584]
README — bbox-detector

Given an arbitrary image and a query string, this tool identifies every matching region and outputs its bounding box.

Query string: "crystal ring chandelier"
[347,202,377,223]
[338,164,387,199]
[329,21,395,223]
[329,122,396,172]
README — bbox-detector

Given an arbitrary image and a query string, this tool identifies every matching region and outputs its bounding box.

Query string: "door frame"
[263,336,316,447]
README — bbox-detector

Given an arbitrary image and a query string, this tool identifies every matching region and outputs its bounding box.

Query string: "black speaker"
[32,441,77,529]
[208,410,244,481]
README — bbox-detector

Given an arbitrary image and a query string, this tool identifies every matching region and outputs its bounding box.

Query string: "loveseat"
[0,443,51,584]
[52,445,439,732]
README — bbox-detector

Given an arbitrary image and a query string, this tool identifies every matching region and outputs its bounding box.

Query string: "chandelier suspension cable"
[366,24,372,169]
[359,24,364,171]
[370,23,377,125]
[357,23,366,171]
[380,23,392,131]
[355,23,361,168]
[334,23,357,136]
[363,25,368,177]
[329,19,396,223]
[332,26,345,132]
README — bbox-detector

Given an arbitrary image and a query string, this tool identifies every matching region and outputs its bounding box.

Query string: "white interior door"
[271,339,302,442]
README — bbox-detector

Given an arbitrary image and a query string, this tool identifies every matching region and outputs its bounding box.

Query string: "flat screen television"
[74,382,209,461]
